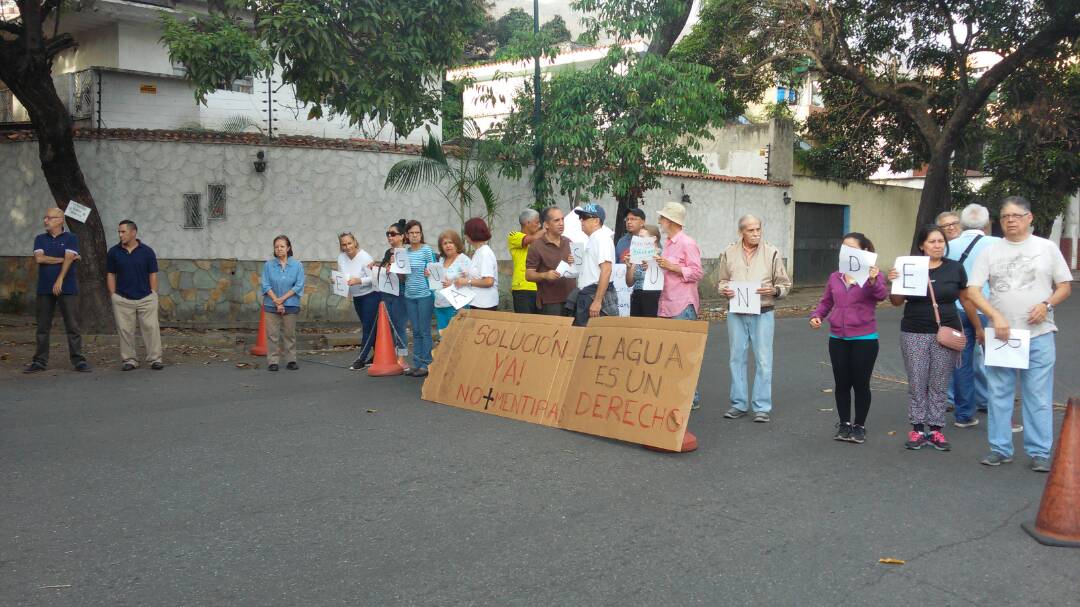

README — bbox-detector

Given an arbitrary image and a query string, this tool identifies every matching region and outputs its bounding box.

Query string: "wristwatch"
[1042,301,1053,313]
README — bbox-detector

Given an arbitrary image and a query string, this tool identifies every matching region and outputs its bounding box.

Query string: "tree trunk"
[910,152,953,254]
[3,63,114,333]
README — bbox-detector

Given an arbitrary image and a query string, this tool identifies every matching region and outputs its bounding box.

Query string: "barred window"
[208,184,226,219]
[183,193,203,228]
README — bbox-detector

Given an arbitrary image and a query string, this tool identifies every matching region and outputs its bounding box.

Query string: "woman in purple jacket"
[809,233,888,444]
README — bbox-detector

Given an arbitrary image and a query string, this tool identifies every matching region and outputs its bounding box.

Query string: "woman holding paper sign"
[626,225,663,317]
[373,220,410,370]
[887,225,980,452]
[458,218,499,311]
[433,229,471,334]
[401,220,437,377]
[337,232,379,370]
[809,233,888,444]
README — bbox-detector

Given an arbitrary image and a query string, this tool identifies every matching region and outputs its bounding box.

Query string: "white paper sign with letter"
[643,260,664,291]
[612,264,632,317]
[891,256,930,296]
[64,200,91,223]
[331,270,350,297]
[628,236,656,264]
[440,285,475,310]
[426,262,445,290]
[839,245,878,287]
[984,329,1031,369]
[390,248,411,274]
[377,270,400,296]
[729,281,761,315]
[569,243,585,274]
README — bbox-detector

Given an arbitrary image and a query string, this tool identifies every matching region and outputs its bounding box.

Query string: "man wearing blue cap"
[572,203,618,326]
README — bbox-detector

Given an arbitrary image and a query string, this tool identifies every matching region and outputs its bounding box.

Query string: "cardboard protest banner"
[985,329,1031,369]
[426,262,445,290]
[728,281,761,314]
[643,260,664,291]
[839,245,878,287]
[891,256,929,296]
[629,236,656,264]
[331,270,350,297]
[612,263,632,317]
[421,311,708,451]
[376,270,399,296]
[390,248,411,274]
[64,200,91,223]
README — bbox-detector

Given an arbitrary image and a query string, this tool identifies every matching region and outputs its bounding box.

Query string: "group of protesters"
[24,195,1072,470]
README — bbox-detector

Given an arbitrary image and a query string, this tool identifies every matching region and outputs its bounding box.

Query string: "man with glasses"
[25,207,90,373]
[936,211,963,242]
[966,196,1072,472]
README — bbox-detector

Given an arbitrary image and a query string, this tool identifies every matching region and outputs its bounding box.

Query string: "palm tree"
[384,120,501,234]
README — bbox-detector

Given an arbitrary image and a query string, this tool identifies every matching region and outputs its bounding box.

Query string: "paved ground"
[2,299,1078,606]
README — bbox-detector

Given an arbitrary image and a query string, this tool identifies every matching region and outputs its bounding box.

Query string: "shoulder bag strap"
[957,235,982,265]
[927,277,943,328]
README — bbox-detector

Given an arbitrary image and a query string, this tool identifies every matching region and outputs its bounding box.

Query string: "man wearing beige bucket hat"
[655,201,704,408]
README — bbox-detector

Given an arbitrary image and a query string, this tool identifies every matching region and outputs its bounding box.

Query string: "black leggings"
[828,338,879,425]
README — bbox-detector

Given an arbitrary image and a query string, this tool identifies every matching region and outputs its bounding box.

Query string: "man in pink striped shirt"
[655,201,704,408]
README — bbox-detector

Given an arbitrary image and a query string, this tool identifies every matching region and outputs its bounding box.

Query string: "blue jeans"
[434,306,458,331]
[728,311,775,413]
[952,313,989,422]
[382,293,408,357]
[985,333,1055,459]
[667,305,700,404]
[351,291,381,363]
[404,295,435,369]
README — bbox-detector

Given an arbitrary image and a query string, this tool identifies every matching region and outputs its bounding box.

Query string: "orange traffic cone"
[367,302,403,377]
[1022,395,1080,547]
[250,308,268,356]
[645,430,698,453]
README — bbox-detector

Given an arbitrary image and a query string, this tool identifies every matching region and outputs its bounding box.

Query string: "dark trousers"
[630,290,660,317]
[351,291,381,363]
[34,294,86,367]
[512,290,539,314]
[828,337,878,425]
[539,302,568,316]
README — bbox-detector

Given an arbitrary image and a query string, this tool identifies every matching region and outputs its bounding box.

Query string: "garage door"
[794,202,847,285]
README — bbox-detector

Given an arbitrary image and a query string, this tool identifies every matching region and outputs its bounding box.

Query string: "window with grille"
[70,70,94,120]
[207,184,227,219]
[183,193,203,228]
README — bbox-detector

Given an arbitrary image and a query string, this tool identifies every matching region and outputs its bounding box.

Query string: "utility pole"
[531,0,544,206]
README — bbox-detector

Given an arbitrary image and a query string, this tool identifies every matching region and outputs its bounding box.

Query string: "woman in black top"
[888,225,979,452]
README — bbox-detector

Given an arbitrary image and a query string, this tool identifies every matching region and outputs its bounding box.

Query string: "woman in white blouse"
[433,229,471,335]
[337,232,378,370]
[456,217,500,311]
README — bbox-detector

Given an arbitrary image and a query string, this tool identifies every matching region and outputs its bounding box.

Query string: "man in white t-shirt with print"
[572,203,618,326]
[966,196,1073,472]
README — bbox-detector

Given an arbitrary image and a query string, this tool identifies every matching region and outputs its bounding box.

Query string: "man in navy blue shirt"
[25,207,90,373]
[107,220,163,370]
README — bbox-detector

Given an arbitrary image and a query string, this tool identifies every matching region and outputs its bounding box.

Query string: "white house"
[0,0,434,143]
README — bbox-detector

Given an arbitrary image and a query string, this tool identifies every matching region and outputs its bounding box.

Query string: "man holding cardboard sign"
[717,214,791,422]
[966,196,1073,472]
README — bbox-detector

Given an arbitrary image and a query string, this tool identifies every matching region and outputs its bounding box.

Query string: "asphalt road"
[2,298,1078,606]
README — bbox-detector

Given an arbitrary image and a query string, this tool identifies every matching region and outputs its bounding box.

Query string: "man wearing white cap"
[655,201,705,408]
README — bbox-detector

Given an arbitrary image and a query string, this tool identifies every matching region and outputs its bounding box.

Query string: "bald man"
[25,207,90,373]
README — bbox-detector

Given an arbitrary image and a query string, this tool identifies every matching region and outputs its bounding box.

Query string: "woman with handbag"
[888,225,980,452]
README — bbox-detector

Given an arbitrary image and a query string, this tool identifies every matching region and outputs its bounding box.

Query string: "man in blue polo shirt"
[25,207,90,373]
[107,219,163,370]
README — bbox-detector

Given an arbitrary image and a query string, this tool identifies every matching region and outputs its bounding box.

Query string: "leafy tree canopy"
[161,0,488,137]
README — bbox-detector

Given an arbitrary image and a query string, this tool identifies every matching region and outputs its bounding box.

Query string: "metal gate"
[793,202,847,285]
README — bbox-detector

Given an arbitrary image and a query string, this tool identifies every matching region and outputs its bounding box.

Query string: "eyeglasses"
[386,231,401,237]
[1001,213,1030,221]
[937,221,960,229]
